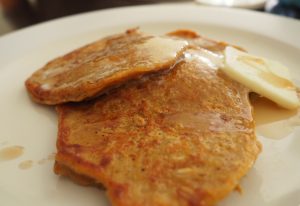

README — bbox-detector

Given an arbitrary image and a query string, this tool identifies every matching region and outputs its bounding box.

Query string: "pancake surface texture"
[25,29,188,105]
[55,47,261,206]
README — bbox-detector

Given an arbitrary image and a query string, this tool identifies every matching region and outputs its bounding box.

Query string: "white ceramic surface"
[195,0,267,9]
[0,4,300,206]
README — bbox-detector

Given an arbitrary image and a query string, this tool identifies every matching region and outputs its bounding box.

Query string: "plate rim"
[0,3,300,65]
[0,3,300,206]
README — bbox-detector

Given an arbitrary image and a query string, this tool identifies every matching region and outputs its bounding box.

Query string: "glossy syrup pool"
[251,95,300,139]
[18,160,33,170]
[0,145,24,162]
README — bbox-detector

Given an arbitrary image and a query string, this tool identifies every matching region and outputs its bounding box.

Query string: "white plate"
[195,0,267,9]
[0,4,300,206]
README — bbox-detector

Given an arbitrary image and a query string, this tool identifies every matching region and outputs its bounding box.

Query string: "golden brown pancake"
[54,49,261,206]
[167,29,245,53]
[25,29,188,105]
[167,29,226,52]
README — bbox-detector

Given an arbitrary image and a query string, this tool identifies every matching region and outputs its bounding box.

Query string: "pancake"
[25,29,188,105]
[54,48,261,206]
[167,29,228,52]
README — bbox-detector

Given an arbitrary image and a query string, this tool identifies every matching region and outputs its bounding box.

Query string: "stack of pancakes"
[25,29,261,206]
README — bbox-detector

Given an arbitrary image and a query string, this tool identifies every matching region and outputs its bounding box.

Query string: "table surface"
[0,0,299,37]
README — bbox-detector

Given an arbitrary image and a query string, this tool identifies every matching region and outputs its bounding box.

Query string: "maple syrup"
[0,146,24,162]
[251,95,300,139]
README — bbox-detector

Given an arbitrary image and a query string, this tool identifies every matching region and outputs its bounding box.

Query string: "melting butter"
[184,48,224,70]
[222,46,299,110]
[238,55,294,89]
[137,36,188,63]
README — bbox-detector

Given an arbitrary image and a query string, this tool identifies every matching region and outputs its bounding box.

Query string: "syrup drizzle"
[0,146,24,162]
[251,95,300,139]
[18,160,33,170]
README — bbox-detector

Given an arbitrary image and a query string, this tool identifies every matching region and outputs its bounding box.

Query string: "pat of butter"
[222,46,299,110]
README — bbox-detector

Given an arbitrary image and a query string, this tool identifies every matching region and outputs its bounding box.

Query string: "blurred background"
[0,0,299,36]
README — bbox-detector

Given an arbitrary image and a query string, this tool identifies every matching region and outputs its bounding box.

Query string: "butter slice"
[222,46,299,110]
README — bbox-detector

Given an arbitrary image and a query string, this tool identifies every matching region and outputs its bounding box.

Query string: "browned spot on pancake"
[110,183,128,199]
[100,156,112,168]
[235,184,243,194]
